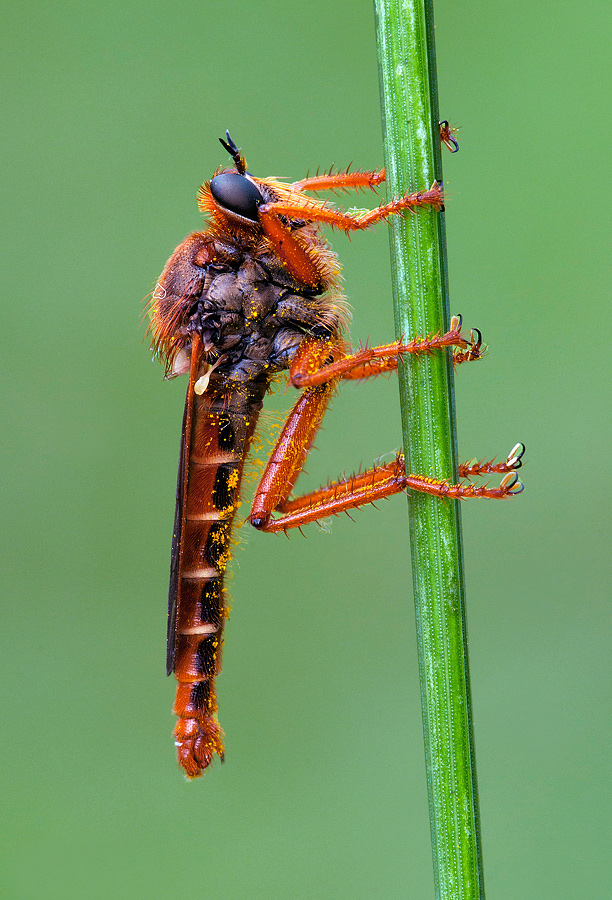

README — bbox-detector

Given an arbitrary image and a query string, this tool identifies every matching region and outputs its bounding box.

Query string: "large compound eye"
[210,173,263,221]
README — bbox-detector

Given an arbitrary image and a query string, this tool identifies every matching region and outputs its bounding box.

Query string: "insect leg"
[292,168,385,193]
[251,448,523,534]
[257,183,443,288]
[249,337,346,527]
[289,318,481,389]
[293,123,456,194]
[251,456,408,532]
[249,382,337,526]
[260,181,443,238]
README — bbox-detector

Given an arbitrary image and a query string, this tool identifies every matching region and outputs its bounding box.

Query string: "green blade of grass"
[373,1,486,898]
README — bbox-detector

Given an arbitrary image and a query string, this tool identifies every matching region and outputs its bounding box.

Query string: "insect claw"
[507,442,526,468]
[500,472,523,494]
[450,314,462,332]
[439,121,460,153]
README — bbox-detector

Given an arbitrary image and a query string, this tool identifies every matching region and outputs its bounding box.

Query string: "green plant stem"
[373,1,485,898]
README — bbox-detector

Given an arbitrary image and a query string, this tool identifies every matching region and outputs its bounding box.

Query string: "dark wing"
[166,388,191,675]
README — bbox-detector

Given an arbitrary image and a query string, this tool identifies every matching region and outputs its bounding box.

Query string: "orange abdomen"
[172,380,266,777]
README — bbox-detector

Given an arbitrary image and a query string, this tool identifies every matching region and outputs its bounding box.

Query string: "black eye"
[210,174,263,221]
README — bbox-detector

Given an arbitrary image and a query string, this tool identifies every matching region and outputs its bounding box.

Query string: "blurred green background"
[2,1,610,897]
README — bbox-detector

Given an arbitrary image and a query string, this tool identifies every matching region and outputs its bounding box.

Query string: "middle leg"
[288,316,482,390]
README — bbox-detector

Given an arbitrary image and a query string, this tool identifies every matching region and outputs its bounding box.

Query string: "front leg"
[256,183,444,289]
[260,181,443,237]
[292,168,385,193]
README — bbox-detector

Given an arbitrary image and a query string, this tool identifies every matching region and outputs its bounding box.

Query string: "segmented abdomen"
[172,379,266,777]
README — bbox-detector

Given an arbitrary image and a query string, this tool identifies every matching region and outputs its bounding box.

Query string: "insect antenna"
[219,130,247,175]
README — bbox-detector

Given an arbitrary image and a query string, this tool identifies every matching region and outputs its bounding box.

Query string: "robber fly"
[149,132,524,778]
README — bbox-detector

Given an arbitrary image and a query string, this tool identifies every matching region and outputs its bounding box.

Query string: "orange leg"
[288,316,480,390]
[249,383,336,527]
[292,168,385,193]
[250,434,524,535]
[294,122,457,194]
[293,120,457,193]
[258,182,443,289]
[261,182,443,234]
[278,456,523,528]
[252,457,409,532]
[249,337,344,526]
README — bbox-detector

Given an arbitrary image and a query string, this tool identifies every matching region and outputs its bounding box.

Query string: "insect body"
[150,133,523,778]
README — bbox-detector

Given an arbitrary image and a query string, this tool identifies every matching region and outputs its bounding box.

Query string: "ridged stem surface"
[373,1,485,897]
